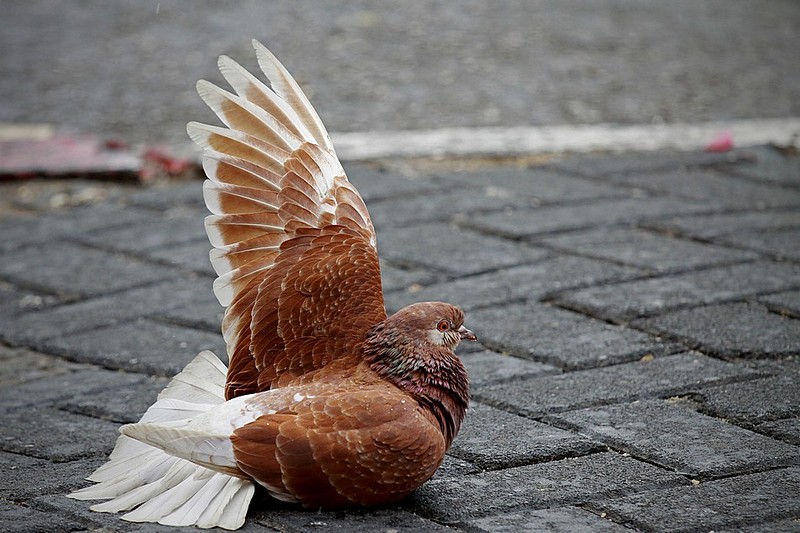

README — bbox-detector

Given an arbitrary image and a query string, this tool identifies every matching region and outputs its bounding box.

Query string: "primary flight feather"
[68,41,476,530]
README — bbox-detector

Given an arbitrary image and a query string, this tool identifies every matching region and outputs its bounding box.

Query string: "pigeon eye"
[437,320,450,332]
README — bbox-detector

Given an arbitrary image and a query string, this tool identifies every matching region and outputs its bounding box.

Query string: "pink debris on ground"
[0,136,141,180]
[705,131,734,152]
[142,146,194,176]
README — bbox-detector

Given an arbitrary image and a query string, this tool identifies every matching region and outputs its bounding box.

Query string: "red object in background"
[0,136,196,181]
[142,146,194,176]
[0,136,141,180]
[705,131,734,152]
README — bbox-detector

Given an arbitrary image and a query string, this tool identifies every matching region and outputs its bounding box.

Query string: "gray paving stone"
[410,452,687,523]
[0,363,147,411]
[466,197,715,239]
[555,261,800,321]
[437,166,628,203]
[588,467,800,533]
[455,339,486,356]
[5,178,133,214]
[717,518,800,533]
[346,162,448,203]
[552,149,744,178]
[0,281,60,317]
[35,317,226,377]
[469,302,677,370]
[695,375,800,426]
[2,407,119,461]
[125,181,204,210]
[378,223,548,276]
[368,187,532,230]
[151,284,225,333]
[604,168,800,209]
[715,227,800,261]
[254,507,456,532]
[0,203,153,253]
[760,289,800,318]
[385,256,642,313]
[747,358,800,378]
[460,350,559,388]
[0,241,178,299]
[758,418,800,446]
[476,353,755,418]
[549,399,800,480]
[432,455,482,481]
[143,237,216,276]
[0,345,82,389]
[538,227,757,273]
[0,276,213,345]
[635,302,800,358]
[642,208,800,240]
[726,145,800,187]
[0,452,102,501]
[77,209,206,254]
[0,500,83,533]
[450,403,602,470]
[465,506,632,533]
[379,259,441,294]
[59,375,168,424]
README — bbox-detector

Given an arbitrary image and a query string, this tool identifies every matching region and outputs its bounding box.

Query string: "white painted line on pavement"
[331,117,800,160]
[0,123,55,141]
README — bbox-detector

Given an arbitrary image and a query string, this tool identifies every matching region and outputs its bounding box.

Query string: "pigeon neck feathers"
[364,302,470,447]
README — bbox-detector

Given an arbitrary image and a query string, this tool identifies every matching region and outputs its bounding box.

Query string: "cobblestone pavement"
[1,145,799,532]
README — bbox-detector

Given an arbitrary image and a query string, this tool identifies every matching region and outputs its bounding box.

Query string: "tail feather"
[119,465,212,523]
[155,350,227,406]
[88,459,197,512]
[119,422,240,476]
[157,472,254,528]
[198,477,254,530]
[67,351,255,530]
[87,438,158,483]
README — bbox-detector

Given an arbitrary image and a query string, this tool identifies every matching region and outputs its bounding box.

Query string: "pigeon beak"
[458,325,477,342]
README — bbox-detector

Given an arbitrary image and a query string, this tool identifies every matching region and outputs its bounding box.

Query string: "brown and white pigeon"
[68,41,475,530]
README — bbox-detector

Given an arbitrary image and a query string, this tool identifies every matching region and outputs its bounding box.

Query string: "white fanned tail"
[67,351,255,530]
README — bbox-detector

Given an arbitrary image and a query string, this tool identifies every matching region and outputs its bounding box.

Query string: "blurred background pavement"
[2,0,799,147]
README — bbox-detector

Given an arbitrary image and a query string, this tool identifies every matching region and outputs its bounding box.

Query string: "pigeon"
[68,40,476,530]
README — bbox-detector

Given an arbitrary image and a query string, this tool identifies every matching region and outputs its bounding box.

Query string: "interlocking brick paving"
[1,147,798,532]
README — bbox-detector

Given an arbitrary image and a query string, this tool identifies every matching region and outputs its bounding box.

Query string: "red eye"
[437,320,450,332]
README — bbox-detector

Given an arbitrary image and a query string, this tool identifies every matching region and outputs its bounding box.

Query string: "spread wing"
[188,41,386,399]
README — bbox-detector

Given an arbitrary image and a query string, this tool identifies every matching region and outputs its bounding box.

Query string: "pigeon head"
[364,301,474,447]
[383,301,477,351]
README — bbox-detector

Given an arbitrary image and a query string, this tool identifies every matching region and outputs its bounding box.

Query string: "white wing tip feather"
[251,38,268,56]
[209,247,233,276]
[201,155,220,183]
[186,121,209,148]
[213,273,236,307]
[204,214,226,249]
[203,179,224,216]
